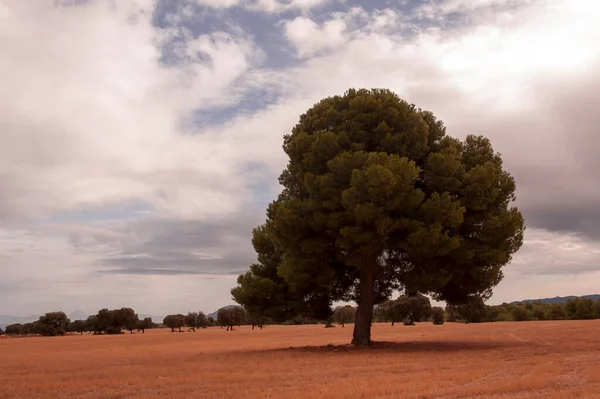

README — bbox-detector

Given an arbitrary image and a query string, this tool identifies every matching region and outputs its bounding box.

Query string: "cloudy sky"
[1,0,599,317]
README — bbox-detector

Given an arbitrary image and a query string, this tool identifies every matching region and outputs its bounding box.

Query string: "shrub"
[431,307,445,325]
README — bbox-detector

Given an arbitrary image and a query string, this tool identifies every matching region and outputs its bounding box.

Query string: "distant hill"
[68,310,89,321]
[1,310,90,329]
[511,294,600,305]
[207,305,238,320]
[0,314,39,330]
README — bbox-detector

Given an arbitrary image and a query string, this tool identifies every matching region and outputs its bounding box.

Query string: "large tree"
[233,88,524,345]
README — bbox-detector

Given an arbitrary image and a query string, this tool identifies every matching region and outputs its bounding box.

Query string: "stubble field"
[2,321,600,398]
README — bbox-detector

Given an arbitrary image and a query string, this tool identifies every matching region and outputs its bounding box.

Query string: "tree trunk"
[352,262,375,346]
[391,321,395,326]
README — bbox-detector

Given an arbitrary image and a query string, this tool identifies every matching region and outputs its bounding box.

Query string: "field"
[2,321,600,398]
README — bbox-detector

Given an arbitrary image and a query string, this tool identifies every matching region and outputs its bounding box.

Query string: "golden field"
[2,321,600,398]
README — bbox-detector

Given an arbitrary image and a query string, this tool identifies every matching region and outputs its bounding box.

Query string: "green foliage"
[445,305,462,322]
[185,312,199,331]
[117,308,139,334]
[37,311,70,336]
[232,88,525,345]
[163,314,185,332]
[23,322,39,335]
[375,292,432,325]
[509,305,533,321]
[456,297,488,323]
[135,317,153,333]
[5,323,24,335]
[565,298,597,320]
[333,305,356,327]
[217,306,248,331]
[197,312,208,329]
[70,320,86,335]
[431,307,445,325]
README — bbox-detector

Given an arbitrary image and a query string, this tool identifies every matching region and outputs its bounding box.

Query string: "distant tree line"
[445,297,600,323]
[162,312,214,332]
[3,297,598,337]
[2,308,158,337]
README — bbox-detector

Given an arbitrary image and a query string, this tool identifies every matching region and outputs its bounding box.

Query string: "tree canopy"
[240,90,526,346]
[333,305,356,327]
[232,88,524,345]
[217,306,247,331]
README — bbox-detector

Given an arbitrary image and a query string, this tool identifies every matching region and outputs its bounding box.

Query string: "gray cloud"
[96,268,227,276]
[84,212,265,276]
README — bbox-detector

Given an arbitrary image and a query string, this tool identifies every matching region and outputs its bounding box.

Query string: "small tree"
[333,305,356,327]
[217,306,247,331]
[217,308,232,330]
[136,317,153,333]
[23,322,39,335]
[457,297,488,323]
[95,309,119,334]
[381,300,407,326]
[445,305,462,322]
[546,303,566,320]
[431,307,445,325]
[70,320,86,335]
[37,311,70,336]
[185,312,199,331]
[566,298,597,320]
[5,323,24,335]
[532,303,547,320]
[399,293,432,324]
[511,304,533,321]
[86,315,100,334]
[163,314,185,332]
[207,316,215,326]
[197,312,208,329]
[117,308,139,334]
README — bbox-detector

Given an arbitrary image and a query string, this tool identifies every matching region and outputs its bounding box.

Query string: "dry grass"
[2,321,600,398]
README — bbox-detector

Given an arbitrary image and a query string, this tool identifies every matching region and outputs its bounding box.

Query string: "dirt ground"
[2,320,600,398]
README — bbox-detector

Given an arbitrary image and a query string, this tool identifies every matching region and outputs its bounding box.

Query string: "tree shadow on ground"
[268,340,528,354]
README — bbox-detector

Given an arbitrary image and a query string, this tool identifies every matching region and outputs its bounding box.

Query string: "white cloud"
[190,0,336,13]
[0,0,266,223]
[194,0,241,8]
[283,16,347,57]
[251,0,336,13]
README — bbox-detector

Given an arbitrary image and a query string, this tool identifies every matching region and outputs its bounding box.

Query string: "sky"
[1,0,600,317]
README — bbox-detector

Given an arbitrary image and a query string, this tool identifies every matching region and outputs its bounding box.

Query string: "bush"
[495,312,514,322]
[431,307,445,325]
